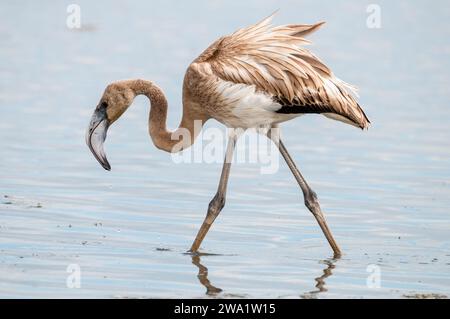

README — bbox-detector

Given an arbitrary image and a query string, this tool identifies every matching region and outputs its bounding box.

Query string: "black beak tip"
[100,160,111,171]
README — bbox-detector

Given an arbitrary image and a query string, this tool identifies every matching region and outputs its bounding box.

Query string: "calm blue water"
[0,0,449,298]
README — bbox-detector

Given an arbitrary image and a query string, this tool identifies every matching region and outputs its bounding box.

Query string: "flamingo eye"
[101,101,108,108]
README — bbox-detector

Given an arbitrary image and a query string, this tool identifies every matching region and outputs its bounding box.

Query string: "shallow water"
[1,0,450,298]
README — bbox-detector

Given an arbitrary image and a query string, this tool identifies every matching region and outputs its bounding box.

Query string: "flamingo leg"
[268,130,342,257]
[189,134,238,253]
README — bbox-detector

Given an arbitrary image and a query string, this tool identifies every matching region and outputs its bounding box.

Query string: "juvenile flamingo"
[86,15,370,257]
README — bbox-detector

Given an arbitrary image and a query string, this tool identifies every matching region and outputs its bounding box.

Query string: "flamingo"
[86,15,370,257]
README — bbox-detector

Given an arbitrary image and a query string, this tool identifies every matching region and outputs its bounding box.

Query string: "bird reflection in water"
[191,255,223,295]
[301,257,339,298]
[191,254,339,297]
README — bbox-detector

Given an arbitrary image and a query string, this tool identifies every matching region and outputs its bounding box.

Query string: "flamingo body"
[182,15,369,130]
[86,14,370,256]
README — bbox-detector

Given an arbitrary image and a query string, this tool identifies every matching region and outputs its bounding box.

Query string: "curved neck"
[127,79,202,153]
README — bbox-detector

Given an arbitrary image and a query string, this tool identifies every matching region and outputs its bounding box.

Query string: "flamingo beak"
[86,105,111,171]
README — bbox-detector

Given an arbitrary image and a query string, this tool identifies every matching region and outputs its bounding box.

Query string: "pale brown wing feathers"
[273,21,326,38]
[196,15,370,129]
